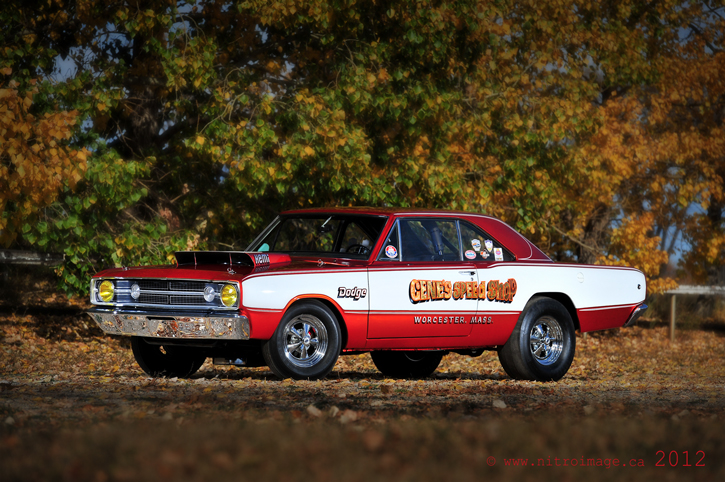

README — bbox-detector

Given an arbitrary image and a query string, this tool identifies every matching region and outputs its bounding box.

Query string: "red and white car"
[88,207,647,382]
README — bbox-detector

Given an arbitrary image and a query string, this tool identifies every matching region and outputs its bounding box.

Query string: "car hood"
[92,251,368,281]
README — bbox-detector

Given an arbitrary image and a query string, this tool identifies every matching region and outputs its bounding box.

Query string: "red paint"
[367,311,474,339]
[467,312,521,346]
[577,304,638,332]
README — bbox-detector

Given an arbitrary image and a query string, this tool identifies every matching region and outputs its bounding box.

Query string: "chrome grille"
[92,278,240,310]
[169,295,206,305]
[138,280,168,290]
[169,281,206,291]
[139,293,168,304]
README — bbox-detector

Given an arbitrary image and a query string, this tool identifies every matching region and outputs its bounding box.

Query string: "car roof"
[278,207,551,261]
[281,206,487,217]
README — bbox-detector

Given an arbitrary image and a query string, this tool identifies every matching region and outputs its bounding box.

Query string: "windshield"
[247,214,388,259]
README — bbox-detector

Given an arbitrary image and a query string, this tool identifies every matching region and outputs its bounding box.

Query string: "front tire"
[498,297,575,381]
[131,337,206,378]
[371,351,444,378]
[262,301,342,380]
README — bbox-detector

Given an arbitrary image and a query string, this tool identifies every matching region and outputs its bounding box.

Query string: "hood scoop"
[174,251,291,270]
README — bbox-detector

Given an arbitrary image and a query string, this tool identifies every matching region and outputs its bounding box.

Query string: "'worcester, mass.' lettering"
[413,315,495,325]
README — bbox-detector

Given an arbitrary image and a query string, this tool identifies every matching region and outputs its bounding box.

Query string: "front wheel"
[262,301,342,380]
[497,297,575,381]
[131,337,206,378]
[371,351,444,378]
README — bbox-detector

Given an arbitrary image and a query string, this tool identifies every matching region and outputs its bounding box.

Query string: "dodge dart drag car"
[88,207,648,381]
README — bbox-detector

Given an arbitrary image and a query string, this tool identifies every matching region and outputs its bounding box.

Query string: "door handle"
[458,271,476,276]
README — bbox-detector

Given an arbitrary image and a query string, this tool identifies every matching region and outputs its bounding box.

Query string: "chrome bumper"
[623,303,648,328]
[88,308,250,340]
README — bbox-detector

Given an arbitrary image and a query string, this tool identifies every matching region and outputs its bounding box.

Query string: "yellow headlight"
[99,280,114,302]
[220,284,238,307]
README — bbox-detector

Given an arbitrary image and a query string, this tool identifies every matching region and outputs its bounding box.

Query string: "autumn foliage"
[0,71,88,247]
[1,1,724,295]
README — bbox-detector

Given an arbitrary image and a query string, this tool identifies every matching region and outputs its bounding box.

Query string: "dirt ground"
[1,286,724,481]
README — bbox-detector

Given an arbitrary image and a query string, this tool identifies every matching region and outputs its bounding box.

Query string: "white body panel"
[474,263,646,310]
[241,269,370,313]
[242,263,644,312]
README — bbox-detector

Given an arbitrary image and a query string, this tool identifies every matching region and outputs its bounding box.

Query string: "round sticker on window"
[465,250,477,259]
[385,245,398,258]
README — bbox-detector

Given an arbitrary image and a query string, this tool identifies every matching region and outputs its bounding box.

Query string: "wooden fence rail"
[664,285,725,342]
[0,250,64,267]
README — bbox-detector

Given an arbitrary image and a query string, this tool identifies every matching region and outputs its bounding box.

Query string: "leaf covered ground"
[1,287,724,481]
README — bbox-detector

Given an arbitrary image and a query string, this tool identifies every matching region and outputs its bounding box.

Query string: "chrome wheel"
[282,314,329,368]
[529,316,563,366]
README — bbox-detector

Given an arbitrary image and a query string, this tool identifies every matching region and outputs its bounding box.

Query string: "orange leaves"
[0,77,89,247]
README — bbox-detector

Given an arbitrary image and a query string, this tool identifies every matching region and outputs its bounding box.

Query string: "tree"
[1,0,722,295]
[0,70,88,248]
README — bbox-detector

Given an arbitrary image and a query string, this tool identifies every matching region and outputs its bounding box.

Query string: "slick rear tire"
[498,297,575,382]
[262,300,342,380]
[371,351,444,379]
[131,337,206,378]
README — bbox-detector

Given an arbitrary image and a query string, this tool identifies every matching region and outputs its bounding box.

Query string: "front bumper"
[88,308,250,340]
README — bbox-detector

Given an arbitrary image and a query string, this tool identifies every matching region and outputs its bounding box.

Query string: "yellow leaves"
[0,79,88,246]
[377,68,390,83]
[303,146,315,157]
[502,48,518,60]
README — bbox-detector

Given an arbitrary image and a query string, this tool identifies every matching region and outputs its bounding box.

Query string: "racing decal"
[412,315,493,325]
[410,279,517,303]
[409,280,452,302]
[252,253,270,265]
[338,286,367,300]
[486,279,517,302]
[385,245,398,258]
[480,250,489,259]
[465,249,477,259]
[485,239,494,252]
[471,239,482,252]
[494,247,503,261]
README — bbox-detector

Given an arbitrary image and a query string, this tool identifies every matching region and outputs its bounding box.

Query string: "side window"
[400,219,460,262]
[339,221,372,254]
[459,221,515,262]
[378,222,400,260]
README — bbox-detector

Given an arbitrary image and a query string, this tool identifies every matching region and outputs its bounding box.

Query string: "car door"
[457,220,523,344]
[367,218,480,339]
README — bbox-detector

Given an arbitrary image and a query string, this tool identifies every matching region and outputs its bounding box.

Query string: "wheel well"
[531,292,580,331]
[287,298,349,351]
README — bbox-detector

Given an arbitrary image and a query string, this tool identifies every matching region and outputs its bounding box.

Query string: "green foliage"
[1,0,723,294]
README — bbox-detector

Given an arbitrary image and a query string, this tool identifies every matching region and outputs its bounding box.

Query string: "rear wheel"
[262,301,342,380]
[498,297,575,381]
[371,351,444,378]
[131,337,206,378]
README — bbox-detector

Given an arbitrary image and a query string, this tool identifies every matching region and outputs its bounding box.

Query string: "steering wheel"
[344,244,370,255]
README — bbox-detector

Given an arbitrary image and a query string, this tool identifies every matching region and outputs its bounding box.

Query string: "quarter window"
[459,221,514,261]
